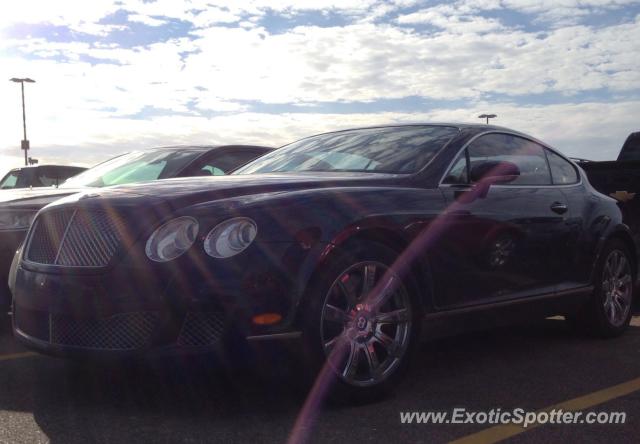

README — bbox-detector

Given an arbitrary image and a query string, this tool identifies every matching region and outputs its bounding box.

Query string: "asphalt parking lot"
[1,314,640,444]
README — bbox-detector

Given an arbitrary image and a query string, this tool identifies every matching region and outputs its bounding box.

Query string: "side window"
[0,171,20,189]
[102,161,167,185]
[546,149,579,184]
[189,150,265,176]
[442,151,468,184]
[201,165,226,176]
[35,168,60,187]
[467,134,552,185]
[60,168,82,181]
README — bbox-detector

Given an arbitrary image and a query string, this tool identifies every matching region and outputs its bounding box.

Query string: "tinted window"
[0,170,20,189]
[35,168,63,187]
[59,167,84,181]
[235,126,459,175]
[442,152,468,184]
[189,150,266,176]
[617,132,640,161]
[546,149,579,184]
[467,134,552,185]
[61,150,202,188]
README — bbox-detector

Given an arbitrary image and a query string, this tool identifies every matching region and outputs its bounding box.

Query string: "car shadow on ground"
[1,316,640,443]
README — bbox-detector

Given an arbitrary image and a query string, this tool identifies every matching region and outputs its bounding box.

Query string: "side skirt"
[420,286,593,340]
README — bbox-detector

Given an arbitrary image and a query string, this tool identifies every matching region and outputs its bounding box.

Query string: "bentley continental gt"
[10,124,637,396]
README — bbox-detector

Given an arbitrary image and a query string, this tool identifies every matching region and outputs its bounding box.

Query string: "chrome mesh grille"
[27,208,126,267]
[50,312,158,350]
[57,210,124,267]
[177,312,226,347]
[26,209,74,264]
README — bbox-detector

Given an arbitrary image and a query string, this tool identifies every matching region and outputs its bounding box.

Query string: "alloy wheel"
[602,249,633,327]
[320,261,412,387]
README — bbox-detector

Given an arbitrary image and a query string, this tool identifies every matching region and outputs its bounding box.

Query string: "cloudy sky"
[0,0,639,177]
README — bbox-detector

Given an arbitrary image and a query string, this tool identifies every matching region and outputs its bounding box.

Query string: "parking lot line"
[449,376,640,444]
[0,351,37,362]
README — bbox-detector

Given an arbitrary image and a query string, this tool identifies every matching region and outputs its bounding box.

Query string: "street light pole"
[10,77,35,166]
[478,113,497,125]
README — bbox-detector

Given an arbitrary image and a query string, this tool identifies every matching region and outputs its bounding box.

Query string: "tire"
[568,239,634,338]
[299,241,420,401]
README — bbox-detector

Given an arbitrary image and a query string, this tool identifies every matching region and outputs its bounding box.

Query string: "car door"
[432,133,571,308]
[545,148,592,291]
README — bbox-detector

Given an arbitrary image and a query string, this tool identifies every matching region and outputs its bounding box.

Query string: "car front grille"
[177,312,226,347]
[15,308,158,350]
[50,312,158,350]
[26,209,74,264]
[26,208,126,267]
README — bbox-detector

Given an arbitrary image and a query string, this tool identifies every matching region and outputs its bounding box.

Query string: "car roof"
[280,123,561,159]
[144,145,274,152]
[287,123,527,142]
[7,164,87,171]
[5,146,274,173]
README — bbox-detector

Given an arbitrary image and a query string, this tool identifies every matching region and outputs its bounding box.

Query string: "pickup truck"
[576,132,640,236]
[0,165,86,190]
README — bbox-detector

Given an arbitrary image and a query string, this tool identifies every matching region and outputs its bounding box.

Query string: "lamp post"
[478,113,497,125]
[10,77,35,166]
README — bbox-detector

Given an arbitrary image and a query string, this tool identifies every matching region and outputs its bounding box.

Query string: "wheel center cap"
[356,316,368,331]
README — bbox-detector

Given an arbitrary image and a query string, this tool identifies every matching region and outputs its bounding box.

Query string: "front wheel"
[301,242,419,399]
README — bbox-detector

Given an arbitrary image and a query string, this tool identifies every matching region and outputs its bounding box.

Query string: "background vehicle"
[0,145,273,310]
[0,165,86,190]
[576,132,640,235]
[10,124,635,398]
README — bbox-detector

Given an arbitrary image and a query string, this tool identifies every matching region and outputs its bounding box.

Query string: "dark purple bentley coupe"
[10,124,636,397]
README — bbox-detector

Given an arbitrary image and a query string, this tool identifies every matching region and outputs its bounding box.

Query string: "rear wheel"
[568,239,634,338]
[301,242,419,399]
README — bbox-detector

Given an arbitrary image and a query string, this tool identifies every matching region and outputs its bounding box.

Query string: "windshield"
[234,126,459,175]
[0,170,20,189]
[60,150,202,188]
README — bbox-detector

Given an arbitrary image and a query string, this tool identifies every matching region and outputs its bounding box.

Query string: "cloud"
[127,14,168,27]
[501,0,639,22]
[397,10,504,33]
[0,0,122,35]
[416,0,640,26]
[0,0,638,181]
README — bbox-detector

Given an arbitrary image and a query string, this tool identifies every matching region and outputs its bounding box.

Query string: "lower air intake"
[50,312,158,350]
[177,312,226,347]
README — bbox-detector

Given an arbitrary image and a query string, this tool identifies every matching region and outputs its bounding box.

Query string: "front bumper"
[13,241,321,358]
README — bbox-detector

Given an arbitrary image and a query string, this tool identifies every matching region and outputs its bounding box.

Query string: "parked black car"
[0,165,86,189]
[576,132,640,235]
[0,145,272,310]
[10,124,636,397]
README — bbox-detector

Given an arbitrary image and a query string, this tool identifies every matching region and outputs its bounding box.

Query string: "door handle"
[550,202,568,214]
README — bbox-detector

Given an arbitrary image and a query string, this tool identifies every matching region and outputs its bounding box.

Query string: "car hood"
[53,173,404,210]
[0,187,86,208]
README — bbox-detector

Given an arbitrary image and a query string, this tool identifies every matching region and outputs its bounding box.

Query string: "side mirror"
[470,160,520,185]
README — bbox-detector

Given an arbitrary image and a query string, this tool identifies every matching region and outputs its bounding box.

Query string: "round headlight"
[204,217,257,258]
[145,216,199,262]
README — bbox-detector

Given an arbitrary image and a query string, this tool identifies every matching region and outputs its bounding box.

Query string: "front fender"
[7,241,23,303]
[183,186,445,318]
